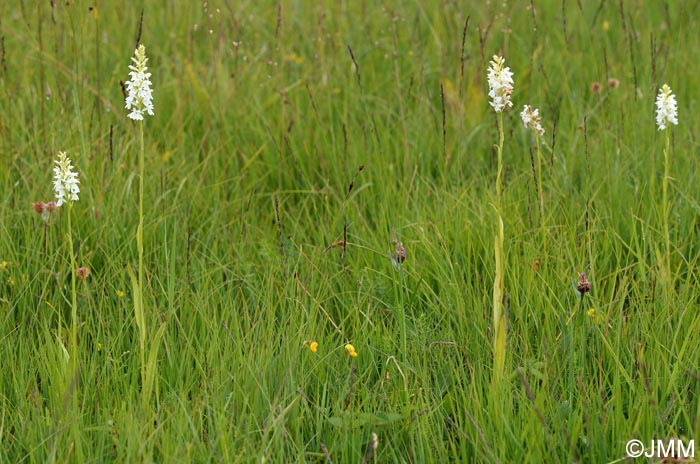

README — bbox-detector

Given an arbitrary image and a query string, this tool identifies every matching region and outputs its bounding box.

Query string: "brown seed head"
[45,202,58,212]
[76,267,90,279]
[577,273,591,294]
[393,241,406,264]
[591,82,603,94]
[608,78,620,89]
[33,202,45,214]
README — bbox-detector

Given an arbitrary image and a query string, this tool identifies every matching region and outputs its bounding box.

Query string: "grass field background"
[2,1,700,462]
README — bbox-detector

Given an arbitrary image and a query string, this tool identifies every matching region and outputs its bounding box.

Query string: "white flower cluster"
[53,151,80,207]
[487,55,514,113]
[520,105,545,136]
[655,84,678,131]
[125,44,154,121]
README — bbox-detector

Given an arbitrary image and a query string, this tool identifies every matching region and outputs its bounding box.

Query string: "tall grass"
[1,1,700,462]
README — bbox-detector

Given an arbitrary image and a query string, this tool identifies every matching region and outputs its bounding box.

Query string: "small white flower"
[487,55,514,113]
[520,105,545,136]
[125,44,154,121]
[53,152,80,207]
[655,84,678,130]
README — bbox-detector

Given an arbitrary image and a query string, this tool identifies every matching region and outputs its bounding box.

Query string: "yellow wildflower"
[0,261,8,270]
[302,340,319,353]
[587,308,602,325]
[345,343,358,358]
[283,52,304,64]
[116,290,125,298]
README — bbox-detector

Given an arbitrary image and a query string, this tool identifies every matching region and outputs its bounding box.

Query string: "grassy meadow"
[2,0,700,462]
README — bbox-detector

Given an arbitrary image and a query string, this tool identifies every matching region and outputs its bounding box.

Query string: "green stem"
[138,122,146,386]
[493,112,506,384]
[399,267,407,359]
[535,135,547,254]
[67,202,81,458]
[662,130,671,286]
[568,322,573,401]
[496,112,504,211]
[68,203,77,376]
[569,296,584,401]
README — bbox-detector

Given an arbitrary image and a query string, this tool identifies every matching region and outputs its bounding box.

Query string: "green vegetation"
[1,1,699,462]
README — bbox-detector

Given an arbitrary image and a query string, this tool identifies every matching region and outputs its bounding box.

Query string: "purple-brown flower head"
[33,202,45,214]
[76,267,90,279]
[34,201,58,225]
[393,241,406,263]
[577,273,591,295]
[392,240,406,270]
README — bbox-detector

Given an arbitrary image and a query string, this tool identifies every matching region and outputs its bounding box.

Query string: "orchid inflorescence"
[125,44,155,121]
